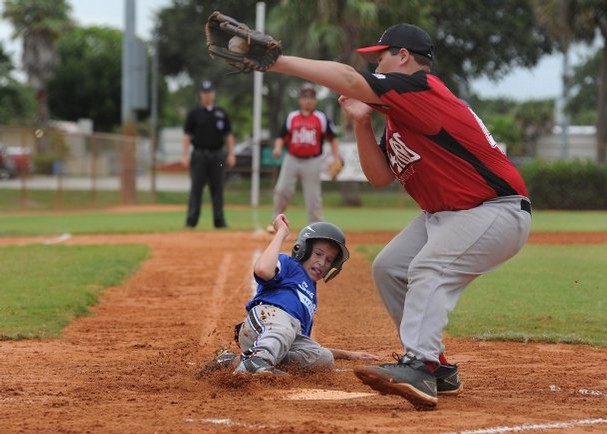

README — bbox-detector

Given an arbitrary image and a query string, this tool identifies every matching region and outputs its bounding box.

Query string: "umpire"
[182,80,236,228]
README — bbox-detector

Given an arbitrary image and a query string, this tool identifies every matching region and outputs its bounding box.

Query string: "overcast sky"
[0,0,600,101]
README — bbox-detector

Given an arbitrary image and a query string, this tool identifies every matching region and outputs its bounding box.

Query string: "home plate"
[284,388,377,401]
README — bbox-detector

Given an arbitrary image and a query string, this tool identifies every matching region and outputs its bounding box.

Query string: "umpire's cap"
[199,80,215,92]
[357,23,433,63]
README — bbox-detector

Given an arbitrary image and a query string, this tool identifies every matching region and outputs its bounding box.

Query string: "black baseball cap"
[356,23,433,63]
[199,80,215,92]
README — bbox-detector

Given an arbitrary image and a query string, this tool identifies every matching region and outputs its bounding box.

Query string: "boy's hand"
[346,351,382,361]
[273,213,290,234]
[330,348,382,361]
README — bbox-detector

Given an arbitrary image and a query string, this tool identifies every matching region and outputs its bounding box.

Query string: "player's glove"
[205,11,282,74]
[327,158,344,181]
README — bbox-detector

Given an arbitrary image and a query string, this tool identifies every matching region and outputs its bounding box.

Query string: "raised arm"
[254,214,290,281]
[269,56,382,105]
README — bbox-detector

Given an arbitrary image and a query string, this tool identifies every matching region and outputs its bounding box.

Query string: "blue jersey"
[246,253,317,336]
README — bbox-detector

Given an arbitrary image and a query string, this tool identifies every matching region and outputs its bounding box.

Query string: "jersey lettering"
[292,127,318,146]
[387,132,421,173]
[297,280,315,299]
[468,108,503,154]
[297,281,317,317]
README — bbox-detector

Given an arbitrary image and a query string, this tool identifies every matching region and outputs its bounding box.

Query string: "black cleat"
[354,352,437,411]
[435,363,463,395]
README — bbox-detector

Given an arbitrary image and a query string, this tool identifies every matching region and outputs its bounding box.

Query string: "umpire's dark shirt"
[184,105,232,151]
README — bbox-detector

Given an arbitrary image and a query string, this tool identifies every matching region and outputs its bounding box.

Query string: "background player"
[267,83,341,233]
[259,23,532,409]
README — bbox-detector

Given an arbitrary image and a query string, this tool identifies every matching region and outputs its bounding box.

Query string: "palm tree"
[533,0,607,162]
[2,0,73,154]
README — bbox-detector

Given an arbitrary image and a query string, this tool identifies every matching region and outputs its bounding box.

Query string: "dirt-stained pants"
[238,304,334,370]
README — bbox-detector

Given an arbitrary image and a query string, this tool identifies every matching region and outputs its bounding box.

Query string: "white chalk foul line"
[185,418,276,429]
[198,253,232,346]
[43,233,71,244]
[578,388,607,397]
[446,418,607,434]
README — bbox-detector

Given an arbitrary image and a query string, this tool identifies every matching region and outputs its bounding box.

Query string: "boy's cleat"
[233,355,287,375]
[196,348,237,377]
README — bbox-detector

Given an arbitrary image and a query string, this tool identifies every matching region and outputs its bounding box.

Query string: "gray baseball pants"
[372,195,532,363]
[272,153,323,223]
[238,304,334,370]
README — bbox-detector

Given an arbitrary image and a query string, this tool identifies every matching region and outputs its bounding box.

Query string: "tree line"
[1,0,605,160]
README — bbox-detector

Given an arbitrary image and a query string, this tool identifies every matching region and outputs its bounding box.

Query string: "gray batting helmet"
[291,222,350,282]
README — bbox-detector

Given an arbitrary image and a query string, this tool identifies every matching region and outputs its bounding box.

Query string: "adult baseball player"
[205,14,531,410]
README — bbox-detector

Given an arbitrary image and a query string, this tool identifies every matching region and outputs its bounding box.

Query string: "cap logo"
[378,30,388,44]
[301,225,316,239]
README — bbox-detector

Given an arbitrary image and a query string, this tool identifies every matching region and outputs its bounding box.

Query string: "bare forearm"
[329,348,381,361]
[225,133,235,155]
[270,56,380,104]
[182,136,191,159]
[331,138,340,159]
[181,135,192,166]
[354,120,395,187]
[254,228,288,279]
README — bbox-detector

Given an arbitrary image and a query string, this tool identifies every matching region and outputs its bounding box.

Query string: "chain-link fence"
[0,124,413,211]
[0,124,166,209]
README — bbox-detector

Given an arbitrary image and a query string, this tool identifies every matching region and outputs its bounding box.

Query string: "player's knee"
[372,254,392,281]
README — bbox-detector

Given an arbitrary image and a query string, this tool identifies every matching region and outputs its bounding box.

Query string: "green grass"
[0,244,148,339]
[0,180,413,211]
[0,189,148,210]
[528,210,607,232]
[1,195,607,346]
[359,244,607,346]
[1,206,606,236]
[0,207,424,236]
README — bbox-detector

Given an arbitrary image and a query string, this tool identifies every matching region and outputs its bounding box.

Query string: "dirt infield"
[1,230,606,433]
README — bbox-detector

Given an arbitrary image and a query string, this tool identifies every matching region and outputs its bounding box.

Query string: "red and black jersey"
[359,70,528,213]
[278,110,336,158]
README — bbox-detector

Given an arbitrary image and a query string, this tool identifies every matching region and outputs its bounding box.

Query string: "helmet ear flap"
[291,240,307,261]
[323,267,341,283]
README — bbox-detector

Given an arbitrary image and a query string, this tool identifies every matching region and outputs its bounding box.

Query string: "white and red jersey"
[360,70,528,213]
[279,110,336,158]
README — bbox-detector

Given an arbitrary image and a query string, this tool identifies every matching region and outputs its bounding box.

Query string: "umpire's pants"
[186,148,226,228]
